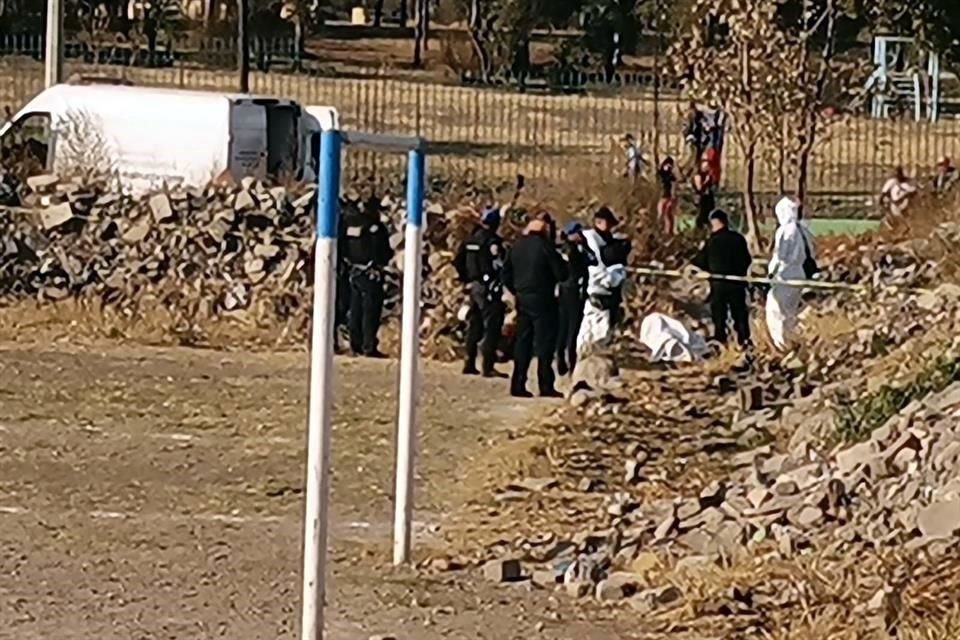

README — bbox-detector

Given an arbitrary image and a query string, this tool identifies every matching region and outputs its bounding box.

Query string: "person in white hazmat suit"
[576,208,629,357]
[766,197,816,350]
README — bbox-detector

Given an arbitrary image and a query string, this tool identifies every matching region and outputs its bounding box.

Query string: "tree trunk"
[206,0,218,28]
[796,0,837,210]
[466,0,492,80]
[412,0,428,67]
[373,0,385,27]
[742,142,761,253]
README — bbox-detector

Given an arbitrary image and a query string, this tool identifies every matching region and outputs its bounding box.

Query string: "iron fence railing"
[1,34,958,199]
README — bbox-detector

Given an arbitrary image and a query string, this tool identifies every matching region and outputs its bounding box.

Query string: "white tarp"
[640,312,709,363]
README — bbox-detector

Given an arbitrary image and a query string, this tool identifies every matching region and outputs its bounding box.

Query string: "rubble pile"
[0,175,498,354]
[442,225,960,635]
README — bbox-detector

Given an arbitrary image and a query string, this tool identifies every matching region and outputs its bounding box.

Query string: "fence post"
[44,0,63,87]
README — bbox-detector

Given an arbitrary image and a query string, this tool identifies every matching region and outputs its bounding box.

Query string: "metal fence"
[2,34,959,197]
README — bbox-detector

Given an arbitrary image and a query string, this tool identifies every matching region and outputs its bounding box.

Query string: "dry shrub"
[439,31,478,76]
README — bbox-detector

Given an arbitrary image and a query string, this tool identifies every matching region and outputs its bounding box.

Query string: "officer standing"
[454,207,507,378]
[502,216,568,398]
[692,209,753,346]
[339,197,394,358]
[556,222,589,376]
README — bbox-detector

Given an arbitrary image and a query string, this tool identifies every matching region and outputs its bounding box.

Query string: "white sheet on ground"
[640,312,709,363]
[765,197,815,350]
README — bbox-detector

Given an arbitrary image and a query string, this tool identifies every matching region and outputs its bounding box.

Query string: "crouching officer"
[454,207,507,378]
[340,198,394,358]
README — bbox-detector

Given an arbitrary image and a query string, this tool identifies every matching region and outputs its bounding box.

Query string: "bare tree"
[673,0,841,249]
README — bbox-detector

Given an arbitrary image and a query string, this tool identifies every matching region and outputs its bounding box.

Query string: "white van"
[0,83,338,194]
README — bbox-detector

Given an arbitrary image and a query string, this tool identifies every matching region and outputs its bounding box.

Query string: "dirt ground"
[0,338,644,640]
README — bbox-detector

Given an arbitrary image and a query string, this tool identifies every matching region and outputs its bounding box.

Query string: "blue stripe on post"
[405,149,426,228]
[317,130,342,239]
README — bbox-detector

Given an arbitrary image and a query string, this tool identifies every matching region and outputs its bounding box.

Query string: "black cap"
[594,207,619,227]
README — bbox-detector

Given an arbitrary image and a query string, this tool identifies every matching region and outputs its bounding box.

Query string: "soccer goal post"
[301,128,427,640]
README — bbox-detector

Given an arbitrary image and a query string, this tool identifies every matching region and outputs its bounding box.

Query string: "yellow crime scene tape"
[627,265,934,295]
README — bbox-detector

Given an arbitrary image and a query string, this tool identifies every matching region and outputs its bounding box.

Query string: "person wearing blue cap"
[556,221,589,376]
[453,206,508,377]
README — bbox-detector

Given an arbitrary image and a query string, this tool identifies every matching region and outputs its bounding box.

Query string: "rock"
[27,173,60,192]
[917,500,960,538]
[368,635,398,640]
[629,585,683,614]
[577,477,598,493]
[565,581,591,598]
[531,569,561,588]
[739,385,764,412]
[699,480,726,509]
[40,202,75,230]
[235,190,257,211]
[508,478,558,493]
[482,558,523,583]
[571,356,618,392]
[773,479,799,496]
[595,573,639,601]
[148,193,175,223]
[747,487,771,509]
[789,505,824,529]
[628,552,660,575]
[837,441,881,476]
[654,511,677,541]
[122,219,151,244]
[624,459,644,484]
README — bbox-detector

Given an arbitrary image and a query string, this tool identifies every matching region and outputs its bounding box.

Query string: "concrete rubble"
[0,175,510,356]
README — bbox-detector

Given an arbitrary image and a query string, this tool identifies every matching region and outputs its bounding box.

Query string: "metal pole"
[237,0,250,92]
[44,0,63,87]
[393,148,425,566]
[652,0,661,166]
[300,130,342,640]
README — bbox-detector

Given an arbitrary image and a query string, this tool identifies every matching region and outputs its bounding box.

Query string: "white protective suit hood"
[775,197,799,227]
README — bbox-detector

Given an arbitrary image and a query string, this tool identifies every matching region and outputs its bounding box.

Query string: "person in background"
[935,157,958,194]
[692,209,753,347]
[657,156,679,236]
[556,222,589,376]
[684,103,706,164]
[693,159,717,230]
[454,207,507,378]
[502,216,568,398]
[766,197,816,350]
[621,133,642,179]
[880,166,917,219]
[339,197,394,358]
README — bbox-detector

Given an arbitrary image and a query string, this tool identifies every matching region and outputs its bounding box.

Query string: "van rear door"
[228,101,268,180]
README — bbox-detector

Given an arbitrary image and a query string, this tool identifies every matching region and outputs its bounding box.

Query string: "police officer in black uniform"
[502,214,568,399]
[454,207,507,378]
[556,221,589,377]
[339,197,394,358]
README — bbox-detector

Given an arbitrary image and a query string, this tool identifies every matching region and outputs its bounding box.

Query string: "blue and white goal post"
[300,128,427,640]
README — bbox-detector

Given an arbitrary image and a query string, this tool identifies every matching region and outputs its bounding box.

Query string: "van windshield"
[0,112,51,175]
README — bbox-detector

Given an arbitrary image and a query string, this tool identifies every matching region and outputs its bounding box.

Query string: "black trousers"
[511,295,559,395]
[465,283,505,373]
[709,283,750,346]
[556,289,584,376]
[349,269,385,355]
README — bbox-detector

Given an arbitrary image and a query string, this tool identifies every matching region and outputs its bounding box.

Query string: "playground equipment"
[302,128,427,640]
[867,35,948,122]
